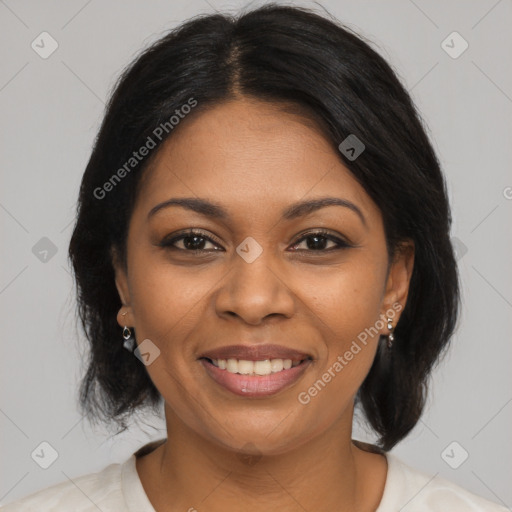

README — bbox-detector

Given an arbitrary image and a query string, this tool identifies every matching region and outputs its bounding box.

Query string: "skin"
[113,96,414,512]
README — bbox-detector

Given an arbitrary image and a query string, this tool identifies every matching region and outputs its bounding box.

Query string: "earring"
[122,325,135,352]
[386,318,395,349]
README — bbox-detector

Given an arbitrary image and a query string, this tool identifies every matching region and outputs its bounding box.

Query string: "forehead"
[134,98,378,223]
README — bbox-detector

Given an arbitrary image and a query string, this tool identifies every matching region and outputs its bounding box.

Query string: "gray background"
[1,0,511,507]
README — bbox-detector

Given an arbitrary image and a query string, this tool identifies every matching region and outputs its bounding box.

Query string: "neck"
[136,405,387,512]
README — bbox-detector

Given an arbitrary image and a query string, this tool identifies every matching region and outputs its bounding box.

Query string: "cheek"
[302,255,387,341]
[296,255,387,396]
[126,247,215,353]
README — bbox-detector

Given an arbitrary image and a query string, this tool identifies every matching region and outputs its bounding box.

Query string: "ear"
[111,246,134,328]
[380,240,414,328]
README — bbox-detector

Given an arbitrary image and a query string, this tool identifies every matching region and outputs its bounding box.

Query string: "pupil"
[308,235,327,250]
[184,236,205,250]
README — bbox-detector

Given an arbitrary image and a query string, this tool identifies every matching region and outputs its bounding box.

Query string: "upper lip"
[199,344,312,362]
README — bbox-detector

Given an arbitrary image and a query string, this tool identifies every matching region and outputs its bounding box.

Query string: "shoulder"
[379,453,509,511]
[0,460,124,512]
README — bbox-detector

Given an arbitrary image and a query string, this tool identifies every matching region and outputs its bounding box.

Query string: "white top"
[1,441,507,511]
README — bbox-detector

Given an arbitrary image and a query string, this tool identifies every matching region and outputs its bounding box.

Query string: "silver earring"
[123,326,135,352]
[386,318,395,349]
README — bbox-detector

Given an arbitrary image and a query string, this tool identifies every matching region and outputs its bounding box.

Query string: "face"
[113,97,414,455]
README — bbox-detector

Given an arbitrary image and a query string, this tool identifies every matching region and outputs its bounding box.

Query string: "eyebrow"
[147,196,366,226]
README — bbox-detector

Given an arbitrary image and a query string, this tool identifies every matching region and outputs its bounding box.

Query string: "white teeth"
[226,358,238,373]
[211,358,301,376]
[254,360,272,375]
[238,360,254,375]
[270,359,284,372]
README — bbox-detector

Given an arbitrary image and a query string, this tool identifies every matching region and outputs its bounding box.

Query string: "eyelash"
[159,228,352,254]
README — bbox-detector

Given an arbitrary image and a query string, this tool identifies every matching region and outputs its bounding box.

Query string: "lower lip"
[200,358,311,398]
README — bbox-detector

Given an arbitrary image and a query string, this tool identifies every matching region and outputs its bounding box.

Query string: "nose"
[214,246,296,325]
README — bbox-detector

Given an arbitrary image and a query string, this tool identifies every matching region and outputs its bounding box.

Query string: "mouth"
[202,356,308,375]
[197,344,313,398]
[198,343,312,364]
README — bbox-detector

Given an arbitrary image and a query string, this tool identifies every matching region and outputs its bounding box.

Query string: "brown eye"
[159,230,223,252]
[290,230,351,252]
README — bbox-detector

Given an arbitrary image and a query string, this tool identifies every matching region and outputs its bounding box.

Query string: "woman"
[2,3,507,511]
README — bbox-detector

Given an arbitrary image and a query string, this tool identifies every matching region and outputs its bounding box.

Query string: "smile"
[210,357,302,375]
[200,357,312,397]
